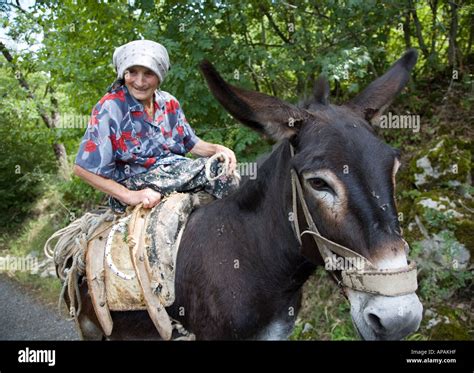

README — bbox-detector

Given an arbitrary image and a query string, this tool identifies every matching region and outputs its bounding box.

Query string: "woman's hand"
[213,144,237,175]
[126,188,162,209]
[190,140,237,175]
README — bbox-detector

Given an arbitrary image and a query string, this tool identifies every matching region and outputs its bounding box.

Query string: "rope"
[170,317,196,340]
[44,209,114,277]
[205,152,240,181]
[105,215,136,280]
[43,208,115,333]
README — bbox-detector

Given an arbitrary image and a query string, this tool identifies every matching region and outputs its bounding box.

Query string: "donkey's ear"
[200,60,305,141]
[347,49,418,125]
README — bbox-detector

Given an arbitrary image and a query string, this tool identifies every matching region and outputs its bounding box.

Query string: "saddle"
[85,192,208,340]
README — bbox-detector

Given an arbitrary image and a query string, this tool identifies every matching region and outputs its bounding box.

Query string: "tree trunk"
[403,11,412,50]
[409,0,430,59]
[448,1,460,68]
[53,143,71,180]
[428,0,438,55]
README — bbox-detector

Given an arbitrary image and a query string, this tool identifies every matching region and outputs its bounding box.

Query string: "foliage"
[422,208,456,231]
[0,69,57,229]
[2,0,471,165]
[0,0,472,340]
[411,231,473,302]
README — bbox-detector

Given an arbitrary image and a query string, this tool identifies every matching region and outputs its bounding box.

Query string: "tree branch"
[312,3,330,20]
[403,11,412,49]
[0,41,55,128]
[242,31,261,92]
[409,0,430,59]
[259,4,292,44]
[9,0,27,14]
[428,0,438,55]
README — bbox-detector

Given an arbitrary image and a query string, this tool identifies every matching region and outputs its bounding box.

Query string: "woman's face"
[124,66,160,103]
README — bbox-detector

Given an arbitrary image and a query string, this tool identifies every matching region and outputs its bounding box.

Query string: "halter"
[289,144,418,297]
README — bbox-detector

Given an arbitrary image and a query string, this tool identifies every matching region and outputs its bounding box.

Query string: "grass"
[290,268,357,340]
[1,185,70,306]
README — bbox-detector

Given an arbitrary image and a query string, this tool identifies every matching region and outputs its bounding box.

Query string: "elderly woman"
[74,40,238,213]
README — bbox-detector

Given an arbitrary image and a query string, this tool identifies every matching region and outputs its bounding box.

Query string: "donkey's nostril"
[358,294,423,340]
[367,313,385,333]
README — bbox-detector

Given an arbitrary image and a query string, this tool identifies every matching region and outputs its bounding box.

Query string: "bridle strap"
[289,145,375,271]
[288,144,418,297]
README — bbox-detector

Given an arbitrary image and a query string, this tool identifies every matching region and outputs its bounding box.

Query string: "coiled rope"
[205,151,240,182]
[43,208,115,336]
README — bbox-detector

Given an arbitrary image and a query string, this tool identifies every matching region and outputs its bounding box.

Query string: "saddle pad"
[101,193,198,311]
[104,215,147,311]
[86,192,202,338]
[145,192,197,306]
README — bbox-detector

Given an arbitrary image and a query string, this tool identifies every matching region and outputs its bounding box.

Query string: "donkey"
[77,49,423,340]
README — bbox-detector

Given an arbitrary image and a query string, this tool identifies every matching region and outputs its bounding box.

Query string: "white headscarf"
[112,40,170,83]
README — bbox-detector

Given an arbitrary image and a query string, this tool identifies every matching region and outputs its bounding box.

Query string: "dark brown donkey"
[77,49,422,340]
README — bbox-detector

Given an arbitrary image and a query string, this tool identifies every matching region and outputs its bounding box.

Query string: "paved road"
[0,275,79,340]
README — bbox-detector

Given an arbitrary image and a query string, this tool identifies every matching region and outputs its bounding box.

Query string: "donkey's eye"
[308,177,333,192]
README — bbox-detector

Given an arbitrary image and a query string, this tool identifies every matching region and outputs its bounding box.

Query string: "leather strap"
[342,260,418,296]
[128,204,173,340]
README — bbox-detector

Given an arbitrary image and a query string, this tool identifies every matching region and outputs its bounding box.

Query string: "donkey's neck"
[233,141,293,229]
[231,141,315,290]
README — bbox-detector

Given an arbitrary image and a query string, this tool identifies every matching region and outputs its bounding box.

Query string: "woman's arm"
[73,165,162,208]
[190,139,237,174]
[189,139,217,157]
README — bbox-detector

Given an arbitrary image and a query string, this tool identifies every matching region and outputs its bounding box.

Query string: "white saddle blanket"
[101,192,199,311]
